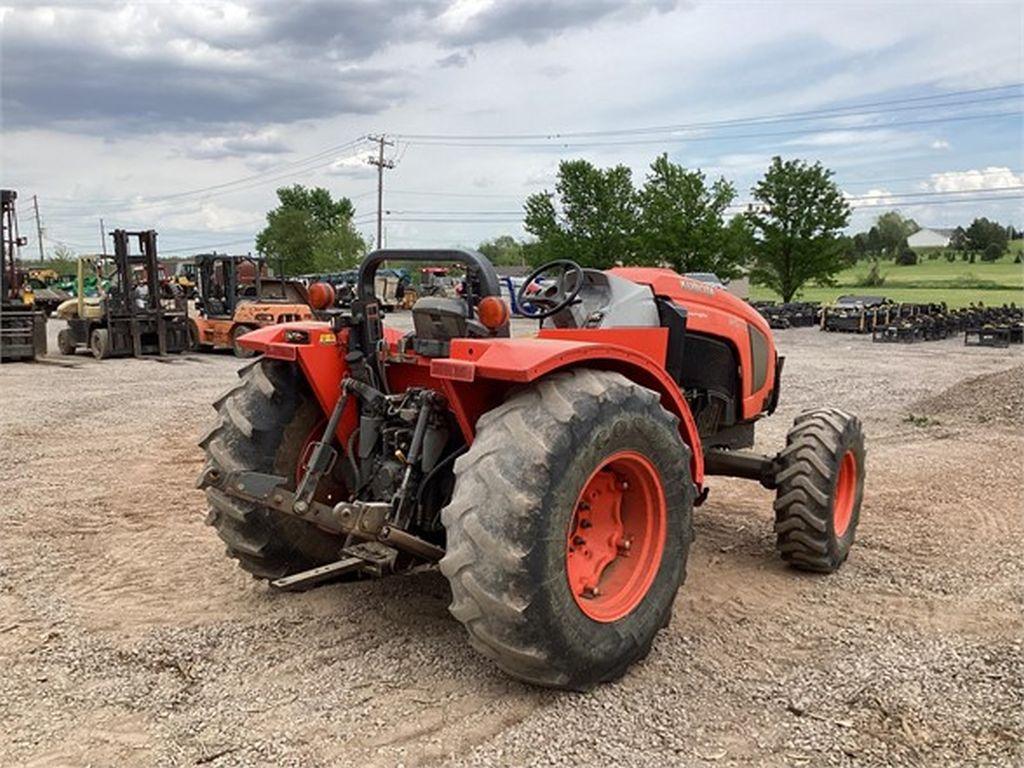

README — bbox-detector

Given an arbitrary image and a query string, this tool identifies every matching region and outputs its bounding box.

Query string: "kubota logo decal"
[679,278,716,296]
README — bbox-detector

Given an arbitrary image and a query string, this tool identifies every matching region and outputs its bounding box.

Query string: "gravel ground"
[1,318,1022,767]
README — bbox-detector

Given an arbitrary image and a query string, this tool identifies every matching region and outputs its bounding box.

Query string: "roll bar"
[356,249,502,304]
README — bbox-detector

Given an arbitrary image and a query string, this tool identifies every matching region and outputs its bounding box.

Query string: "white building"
[908,227,954,248]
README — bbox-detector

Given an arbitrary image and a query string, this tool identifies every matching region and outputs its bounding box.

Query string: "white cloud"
[184,129,289,160]
[5,1,1022,252]
[845,188,895,207]
[784,129,902,148]
[437,0,494,33]
[326,152,377,176]
[929,166,1023,192]
[163,202,263,232]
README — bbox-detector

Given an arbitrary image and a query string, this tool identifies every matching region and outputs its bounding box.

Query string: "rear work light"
[477,295,509,331]
[308,281,336,310]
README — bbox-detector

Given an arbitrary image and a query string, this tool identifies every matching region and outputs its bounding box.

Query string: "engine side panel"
[609,267,778,420]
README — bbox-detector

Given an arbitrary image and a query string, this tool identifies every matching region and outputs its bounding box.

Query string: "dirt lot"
[1,319,1022,767]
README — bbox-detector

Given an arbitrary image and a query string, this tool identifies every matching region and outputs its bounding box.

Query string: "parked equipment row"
[751,293,1023,348]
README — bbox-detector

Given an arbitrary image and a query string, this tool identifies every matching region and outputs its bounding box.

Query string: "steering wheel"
[516,259,585,320]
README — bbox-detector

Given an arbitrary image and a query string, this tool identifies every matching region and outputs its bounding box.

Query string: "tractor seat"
[412,296,491,342]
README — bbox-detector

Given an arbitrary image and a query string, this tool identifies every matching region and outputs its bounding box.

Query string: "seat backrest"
[412,296,470,341]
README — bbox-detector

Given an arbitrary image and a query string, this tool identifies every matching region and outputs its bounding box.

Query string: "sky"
[1,0,1022,258]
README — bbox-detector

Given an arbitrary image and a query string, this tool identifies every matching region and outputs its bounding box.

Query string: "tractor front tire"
[773,408,866,572]
[440,369,694,691]
[197,359,344,582]
[90,328,110,360]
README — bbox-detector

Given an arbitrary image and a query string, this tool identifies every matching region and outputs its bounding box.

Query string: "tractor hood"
[610,267,771,336]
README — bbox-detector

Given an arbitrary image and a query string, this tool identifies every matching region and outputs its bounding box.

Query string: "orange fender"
[437,331,704,485]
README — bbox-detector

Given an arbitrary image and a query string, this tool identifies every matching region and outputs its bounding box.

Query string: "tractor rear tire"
[440,369,694,691]
[773,408,865,573]
[232,324,258,358]
[57,328,76,356]
[90,328,110,360]
[196,359,344,582]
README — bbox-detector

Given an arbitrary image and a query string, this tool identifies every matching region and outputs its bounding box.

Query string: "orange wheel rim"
[565,451,667,623]
[833,450,857,537]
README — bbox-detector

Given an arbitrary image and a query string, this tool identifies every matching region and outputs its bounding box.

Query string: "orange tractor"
[198,249,865,690]
[189,253,314,357]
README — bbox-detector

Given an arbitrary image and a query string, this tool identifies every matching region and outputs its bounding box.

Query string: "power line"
[847,185,1024,200]
[838,169,1024,186]
[387,188,525,199]
[849,193,1024,209]
[401,110,1023,149]
[44,136,368,206]
[42,234,95,251]
[40,137,371,214]
[385,218,526,224]
[158,237,257,255]
[41,183,1021,248]
[394,84,1022,141]
[354,170,1024,203]
[385,209,523,215]
[378,186,1024,218]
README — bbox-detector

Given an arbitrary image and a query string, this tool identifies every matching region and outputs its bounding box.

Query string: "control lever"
[293,381,351,514]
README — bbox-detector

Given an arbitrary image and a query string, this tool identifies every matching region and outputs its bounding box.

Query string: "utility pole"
[100,218,107,256]
[366,134,394,250]
[31,195,44,261]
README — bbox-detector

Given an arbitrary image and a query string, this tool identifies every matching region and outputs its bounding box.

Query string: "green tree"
[835,234,858,267]
[721,214,756,273]
[523,159,639,268]
[981,242,1003,262]
[965,217,1009,258]
[477,234,525,266]
[635,154,744,278]
[851,232,872,261]
[746,157,851,303]
[256,185,366,275]
[874,211,918,258]
[948,226,968,261]
[865,226,884,258]
[895,246,917,266]
[48,243,77,277]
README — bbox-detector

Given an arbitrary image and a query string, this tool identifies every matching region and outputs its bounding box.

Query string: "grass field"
[750,245,1024,307]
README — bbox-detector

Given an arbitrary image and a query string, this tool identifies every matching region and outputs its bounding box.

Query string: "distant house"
[908,227,954,248]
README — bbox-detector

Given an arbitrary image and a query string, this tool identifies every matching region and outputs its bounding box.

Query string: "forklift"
[0,189,47,362]
[56,229,189,359]
[190,252,313,357]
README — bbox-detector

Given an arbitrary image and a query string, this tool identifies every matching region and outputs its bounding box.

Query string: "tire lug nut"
[580,519,592,529]
[582,585,600,599]
[573,535,586,546]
